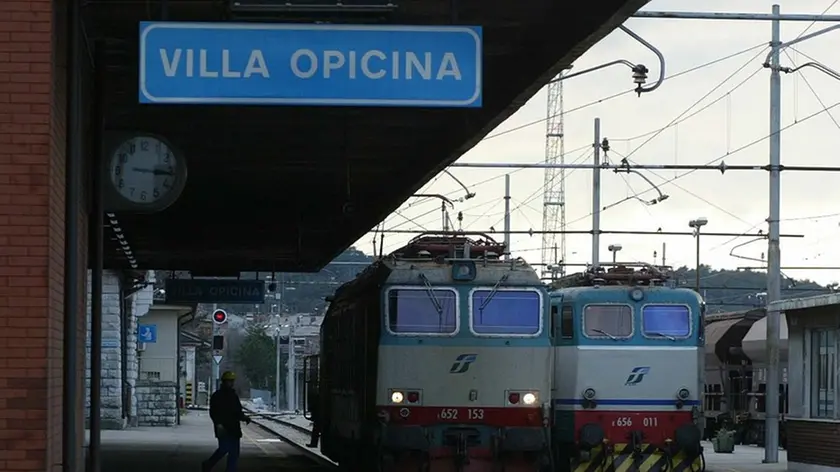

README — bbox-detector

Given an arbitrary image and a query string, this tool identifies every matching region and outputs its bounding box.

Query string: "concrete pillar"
[0,0,88,470]
[84,270,153,428]
[85,270,123,429]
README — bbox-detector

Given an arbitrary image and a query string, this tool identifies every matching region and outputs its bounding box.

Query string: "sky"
[352,0,840,286]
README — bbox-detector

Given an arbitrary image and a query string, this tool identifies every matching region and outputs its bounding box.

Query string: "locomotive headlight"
[583,388,597,400]
[523,393,537,405]
[677,388,691,400]
[391,391,405,403]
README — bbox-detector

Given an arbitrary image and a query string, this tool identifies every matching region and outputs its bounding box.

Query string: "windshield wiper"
[418,273,442,314]
[649,331,676,341]
[479,274,509,311]
[592,329,618,341]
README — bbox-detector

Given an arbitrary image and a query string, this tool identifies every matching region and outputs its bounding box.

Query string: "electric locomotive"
[550,264,705,472]
[312,232,553,472]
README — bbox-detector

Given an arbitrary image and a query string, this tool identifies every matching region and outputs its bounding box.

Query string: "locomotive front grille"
[443,427,482,448]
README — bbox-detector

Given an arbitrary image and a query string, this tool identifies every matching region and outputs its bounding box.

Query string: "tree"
[235,325,277,390]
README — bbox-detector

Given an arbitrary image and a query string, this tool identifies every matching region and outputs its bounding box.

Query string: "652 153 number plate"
[437,408,485,421]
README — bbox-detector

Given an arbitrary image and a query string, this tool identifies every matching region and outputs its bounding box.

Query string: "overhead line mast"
[542,69,567,280]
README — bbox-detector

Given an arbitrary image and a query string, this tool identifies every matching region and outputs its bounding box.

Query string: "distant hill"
[670,265,834,313]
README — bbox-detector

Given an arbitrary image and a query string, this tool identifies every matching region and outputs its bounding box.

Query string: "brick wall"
[0,1,87,471]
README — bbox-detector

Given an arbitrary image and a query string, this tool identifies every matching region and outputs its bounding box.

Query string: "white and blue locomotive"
[312,233,553,472]
[549,264,706,472]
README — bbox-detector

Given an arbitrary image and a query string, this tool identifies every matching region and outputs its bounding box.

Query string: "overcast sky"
[353,0,840,286]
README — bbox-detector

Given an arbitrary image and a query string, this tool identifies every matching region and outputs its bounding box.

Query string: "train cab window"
[642,305,691,338]
[387,288,458,335]
[561,306,574,339]
[472,289,541,335]
[583,305,632,338]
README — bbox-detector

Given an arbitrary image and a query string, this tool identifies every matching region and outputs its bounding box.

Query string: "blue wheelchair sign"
[138,324,157,343]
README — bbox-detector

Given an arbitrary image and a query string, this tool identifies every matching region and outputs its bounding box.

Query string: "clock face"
[109,136,179,204]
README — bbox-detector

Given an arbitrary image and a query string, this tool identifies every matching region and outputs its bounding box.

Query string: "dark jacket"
[307,387,319,419]
[209,387,247,439]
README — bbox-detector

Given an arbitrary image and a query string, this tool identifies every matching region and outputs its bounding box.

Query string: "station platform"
[88,411,322,472]
[702,441,787,472]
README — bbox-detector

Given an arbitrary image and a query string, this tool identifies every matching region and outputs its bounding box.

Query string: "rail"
[242,405,336,468]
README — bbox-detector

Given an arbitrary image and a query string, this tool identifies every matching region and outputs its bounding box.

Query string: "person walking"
[202,371,251,472]
[306,383,321,448]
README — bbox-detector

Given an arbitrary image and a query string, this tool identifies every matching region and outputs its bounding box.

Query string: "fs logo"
[450,354,478,374]
[625,366,650,386]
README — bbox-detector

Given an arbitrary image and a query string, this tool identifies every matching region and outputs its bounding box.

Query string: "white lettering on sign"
[159,49,270,78]
[643,417,659,427]
[439,408,459,420]
[467,408,484,420]
[289,49,462,81]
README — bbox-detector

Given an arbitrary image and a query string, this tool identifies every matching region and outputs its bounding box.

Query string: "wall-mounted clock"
[104,133,187,213]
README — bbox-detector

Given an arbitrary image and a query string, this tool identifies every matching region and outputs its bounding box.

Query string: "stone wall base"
[136,380,178,426]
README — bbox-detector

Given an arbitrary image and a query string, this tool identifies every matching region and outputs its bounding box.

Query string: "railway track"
[243,406,337,469]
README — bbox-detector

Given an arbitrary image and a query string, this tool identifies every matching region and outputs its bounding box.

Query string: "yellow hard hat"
[221,371,236,381]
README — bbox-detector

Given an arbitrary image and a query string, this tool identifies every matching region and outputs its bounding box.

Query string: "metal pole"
[764,4,782,463]
[87,40,106,472]
[503,174,511,260]
[211,303,218,392]
[633,10,840,21]
[381,229,804,238]
[274,329,281,412]
[448,162,840,171]
[63,0,83,469]
[441,200,447,231]
[287,323,296,411]
[591,118,601,268]
[695,231,701,292]
[662,242,666,267]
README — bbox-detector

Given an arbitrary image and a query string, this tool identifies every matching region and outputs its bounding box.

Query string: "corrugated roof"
[768,293,840,313]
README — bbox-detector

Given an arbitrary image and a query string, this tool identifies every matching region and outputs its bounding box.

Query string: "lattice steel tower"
[541,73,566,279]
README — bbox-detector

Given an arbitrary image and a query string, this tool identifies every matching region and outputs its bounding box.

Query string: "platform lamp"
[608,244,622,264]
[688,217,708,292]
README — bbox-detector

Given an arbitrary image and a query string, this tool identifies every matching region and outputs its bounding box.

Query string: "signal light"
[212,309,228,324]
[508,392,520,404]
[407,391,420,403]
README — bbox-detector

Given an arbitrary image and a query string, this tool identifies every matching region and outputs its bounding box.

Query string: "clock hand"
[131,167,174,176]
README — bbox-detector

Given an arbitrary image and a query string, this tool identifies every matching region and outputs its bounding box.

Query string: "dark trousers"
[204,436,241,472]
[308,423,321,446]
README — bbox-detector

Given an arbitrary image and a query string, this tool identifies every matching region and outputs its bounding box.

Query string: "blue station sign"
[139,22,483,107]
[164,279,266,304]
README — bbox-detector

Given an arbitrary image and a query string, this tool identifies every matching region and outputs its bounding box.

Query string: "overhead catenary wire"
[616,46,769,165]
[419,49,771,231]
[784,47,840,130]
[572,45,774,223]
[483,43,767,141]
[563,98,840,229]
[387,44,773,229]
[372,40,832,255]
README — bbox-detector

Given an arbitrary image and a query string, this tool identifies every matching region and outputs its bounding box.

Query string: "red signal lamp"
[212,309,228,324]
[508,392,520,404]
